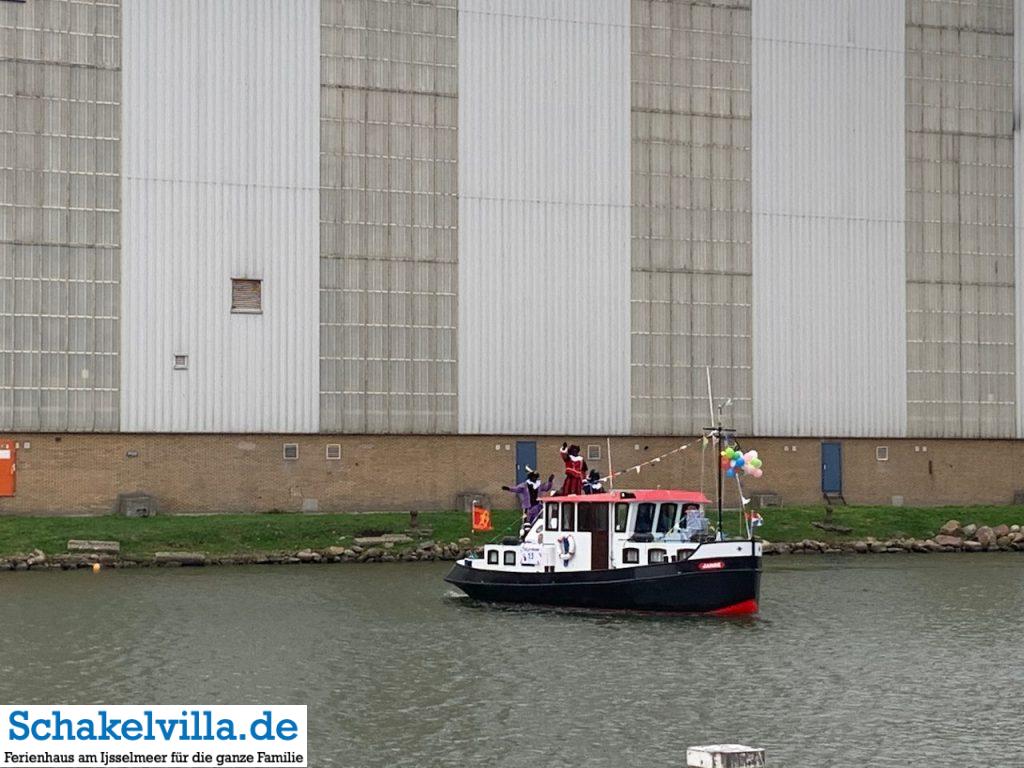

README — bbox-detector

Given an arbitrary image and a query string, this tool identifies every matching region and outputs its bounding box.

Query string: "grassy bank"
[0,510,523,559]
[755,505,1024,542]
[1,506,1023,559]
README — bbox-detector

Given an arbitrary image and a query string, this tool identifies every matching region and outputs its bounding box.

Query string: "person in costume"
[583,469,604,495]
[502,468,554,538]
[559,442,587,496]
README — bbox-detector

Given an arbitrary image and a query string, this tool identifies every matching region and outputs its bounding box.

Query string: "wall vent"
[173,354,188,370]
[876,446,889,462]
[231,278,262,313]
[283,443,298,460]
[326,444,341,461]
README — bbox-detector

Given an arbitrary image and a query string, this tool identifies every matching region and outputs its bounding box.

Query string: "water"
[1,555,1022,768]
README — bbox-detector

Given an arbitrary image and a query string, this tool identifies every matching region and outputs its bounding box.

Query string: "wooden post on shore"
[686,744,765,768]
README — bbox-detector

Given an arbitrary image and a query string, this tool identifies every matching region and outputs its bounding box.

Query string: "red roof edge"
[543,489,711,504]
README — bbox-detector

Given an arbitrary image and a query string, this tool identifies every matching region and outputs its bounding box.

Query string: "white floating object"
[686,744,765,768]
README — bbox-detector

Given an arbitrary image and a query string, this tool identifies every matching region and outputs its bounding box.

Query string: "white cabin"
[476,490,761,573]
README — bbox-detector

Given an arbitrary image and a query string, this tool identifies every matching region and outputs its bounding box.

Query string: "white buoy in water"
[687,745,765,768]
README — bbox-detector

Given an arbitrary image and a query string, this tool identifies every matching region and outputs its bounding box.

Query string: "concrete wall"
[905,0,1016,438]
[121,0,321,433]
[0,0,120,431]
[1017,0,1024,438]
[5,0,1024,445]
[630,0,753,436]
[320,0,459,434]
[1,432,1022,515]
[457,0,631,435]
[752,0,908,437]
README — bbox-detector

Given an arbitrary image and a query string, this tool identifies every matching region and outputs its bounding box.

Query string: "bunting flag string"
[599,438,701,484]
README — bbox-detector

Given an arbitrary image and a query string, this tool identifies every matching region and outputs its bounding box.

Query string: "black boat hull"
[444,555,761,614]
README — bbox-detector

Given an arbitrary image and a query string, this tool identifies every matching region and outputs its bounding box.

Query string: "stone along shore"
[2,520,1022,571]
[763,520,1024,555]
[0,534,479,571]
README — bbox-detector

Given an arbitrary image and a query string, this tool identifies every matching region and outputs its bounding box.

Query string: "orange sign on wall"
[0,441,15,497]
[471,505,491,532]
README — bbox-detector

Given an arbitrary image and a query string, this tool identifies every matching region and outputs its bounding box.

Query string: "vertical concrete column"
[630,0,753,436]
[905,0,1015,438]
[0,0,121,431]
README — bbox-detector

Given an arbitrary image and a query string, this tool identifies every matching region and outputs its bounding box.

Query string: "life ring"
[557,534,576,564]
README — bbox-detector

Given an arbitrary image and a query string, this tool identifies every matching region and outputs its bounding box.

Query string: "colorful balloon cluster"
[720,446,764,479]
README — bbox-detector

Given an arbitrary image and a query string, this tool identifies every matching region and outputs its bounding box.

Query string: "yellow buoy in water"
[92,563,101,573]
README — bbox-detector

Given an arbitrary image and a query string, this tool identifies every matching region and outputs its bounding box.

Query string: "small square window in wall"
[173,354,188,370]
[876,446,888,462]
[587,444,601,461]
[325,444,341,461]
[283,443,298,460]
[231,278,262,313]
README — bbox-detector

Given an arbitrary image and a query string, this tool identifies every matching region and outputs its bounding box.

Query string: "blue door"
[821,442,842,494]
[515,441,537,484]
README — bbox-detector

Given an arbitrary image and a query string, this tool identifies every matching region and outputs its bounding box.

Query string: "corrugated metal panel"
[630,0,753,436]
[1017,0,1024,438]
[906,0,1015,438]
[320,0,459,434]
[0,0,121,432]
[458,0,631,435]
[751,0,908,437]
[121,0,320,433]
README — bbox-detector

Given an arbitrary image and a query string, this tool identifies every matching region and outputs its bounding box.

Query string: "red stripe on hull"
[707,598,759,616]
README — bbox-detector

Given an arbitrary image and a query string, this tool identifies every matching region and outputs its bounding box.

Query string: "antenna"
[705,366,715,423]
[704,367,735,542]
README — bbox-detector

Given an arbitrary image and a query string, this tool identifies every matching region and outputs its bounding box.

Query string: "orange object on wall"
[471,505,491,532]
[0,440,15,497]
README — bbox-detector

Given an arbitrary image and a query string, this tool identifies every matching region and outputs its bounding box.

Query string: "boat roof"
[545,489,711,504]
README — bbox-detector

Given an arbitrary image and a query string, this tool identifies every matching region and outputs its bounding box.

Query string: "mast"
[705,400,734,542]
[716,415,724,539]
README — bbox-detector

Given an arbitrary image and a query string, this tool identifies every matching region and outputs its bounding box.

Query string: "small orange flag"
[472,505,492,532]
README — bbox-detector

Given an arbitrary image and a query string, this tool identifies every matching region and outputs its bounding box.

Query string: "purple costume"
[506,477,553,526]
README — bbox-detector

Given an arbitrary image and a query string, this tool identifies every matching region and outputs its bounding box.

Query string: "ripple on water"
[1,555,1023,767]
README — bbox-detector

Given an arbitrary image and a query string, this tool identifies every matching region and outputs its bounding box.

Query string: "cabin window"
[648,548,667,564]
[634,503,656,534]
[576,502,606,532]
[656,503,678,535]
[503,550,517,566]
[546,502,559,531]
[614,503,630,533]
[677,549,692,561]
[560,503,575,532]
[623,547,639,564]
[487,550,498,565]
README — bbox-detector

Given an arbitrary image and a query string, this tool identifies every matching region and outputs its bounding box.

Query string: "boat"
[444,488,762,614]
[446,383,764,613]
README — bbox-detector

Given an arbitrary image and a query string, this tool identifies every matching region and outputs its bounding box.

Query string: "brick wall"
[0,433,1016,515]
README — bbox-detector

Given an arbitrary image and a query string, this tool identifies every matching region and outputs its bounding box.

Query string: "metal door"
[821,442,842,494]
[515,441,537,484]
[0,440,15,497]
